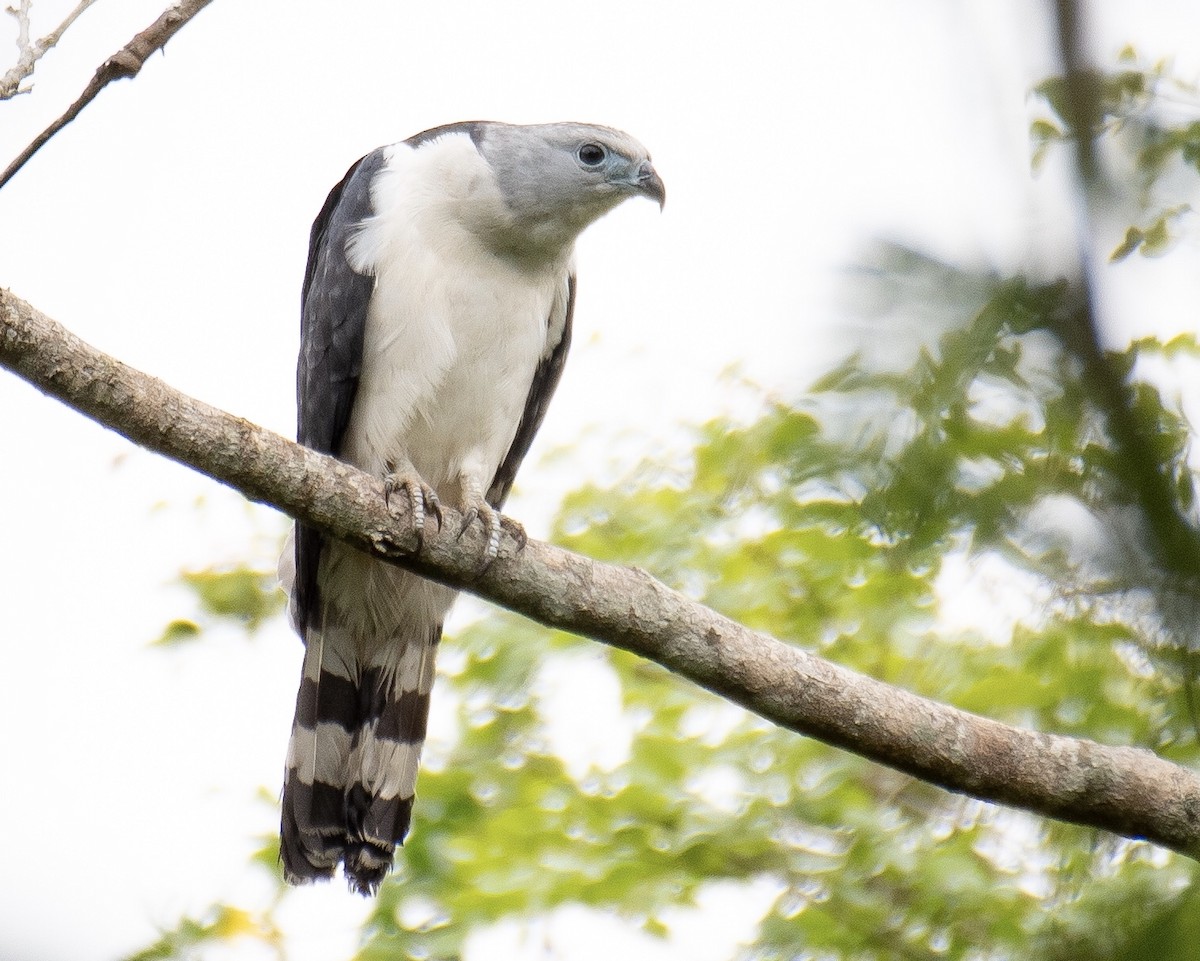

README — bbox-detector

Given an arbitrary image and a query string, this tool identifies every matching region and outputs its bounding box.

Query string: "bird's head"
[473,121,665,263]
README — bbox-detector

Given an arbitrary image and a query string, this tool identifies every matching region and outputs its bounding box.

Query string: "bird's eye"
[577,143,606,167]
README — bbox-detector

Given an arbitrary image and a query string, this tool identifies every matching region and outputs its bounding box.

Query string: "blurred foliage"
[152,564,285,645]
[126,905,284,961]
[130,53,1200,961]
[1032,46,1200,260]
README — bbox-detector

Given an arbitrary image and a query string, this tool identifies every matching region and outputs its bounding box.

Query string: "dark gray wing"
[487,274,576,508]
[294,149,384,633]
[298,128,481,453]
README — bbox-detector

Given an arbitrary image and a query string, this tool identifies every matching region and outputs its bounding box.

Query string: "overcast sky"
[2,2,1200,960]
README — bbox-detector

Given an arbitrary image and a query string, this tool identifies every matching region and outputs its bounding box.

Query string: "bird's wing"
[294,148,385,633]
[487,273,576,509]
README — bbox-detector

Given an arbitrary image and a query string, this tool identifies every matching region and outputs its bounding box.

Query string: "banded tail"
[280,617,439,894]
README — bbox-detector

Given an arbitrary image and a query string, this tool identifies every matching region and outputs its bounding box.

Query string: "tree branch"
[0,0,213,190]
[1050,0,1200,578]
[3,285,1200,859]
[1,0,34,97]
[0,0,102,100]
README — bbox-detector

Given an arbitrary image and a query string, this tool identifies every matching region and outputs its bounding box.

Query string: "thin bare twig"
[6,0,33,67]
[1,0,102,100]
[6,0,32,52]
[0,0,213,190]
[2,0,34,97]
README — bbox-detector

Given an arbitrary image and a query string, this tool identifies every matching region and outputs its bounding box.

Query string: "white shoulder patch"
[346,133,509,274]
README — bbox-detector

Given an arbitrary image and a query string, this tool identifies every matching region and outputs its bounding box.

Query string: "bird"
[277,121,665,894]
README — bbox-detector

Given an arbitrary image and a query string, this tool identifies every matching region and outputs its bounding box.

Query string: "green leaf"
[1110,225,1144,262]
[151,618,202,647]
[178,565,284,633]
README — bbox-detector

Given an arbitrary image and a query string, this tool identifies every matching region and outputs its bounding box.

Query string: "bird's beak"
[635,161,666,210]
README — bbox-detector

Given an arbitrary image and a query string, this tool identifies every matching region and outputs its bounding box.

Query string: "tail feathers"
[281,622,438,895]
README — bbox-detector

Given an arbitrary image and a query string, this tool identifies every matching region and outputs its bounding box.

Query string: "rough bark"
[3,285,1200,860]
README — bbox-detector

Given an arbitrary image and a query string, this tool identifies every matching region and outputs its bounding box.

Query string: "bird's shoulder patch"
[404,121,487,151]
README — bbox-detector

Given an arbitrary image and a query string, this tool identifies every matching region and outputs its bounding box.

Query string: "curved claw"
[457,501,503,571]
[500,515,528,552]
[384,466,442,549]
[425,490,445,529]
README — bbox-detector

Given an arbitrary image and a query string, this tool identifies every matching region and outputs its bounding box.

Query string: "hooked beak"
[635,160,666,210]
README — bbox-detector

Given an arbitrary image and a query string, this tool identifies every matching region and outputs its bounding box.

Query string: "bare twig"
[6,0,32,54]
[0,0,213,190]
[5,0,33,74]
[3,285,1200,860]
[2,0,35,97]
[1,0,102,100]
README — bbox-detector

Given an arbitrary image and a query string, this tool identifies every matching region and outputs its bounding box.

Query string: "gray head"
[469,121,665,262]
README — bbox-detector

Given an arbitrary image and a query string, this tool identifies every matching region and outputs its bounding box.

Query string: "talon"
[456,500,502,571]
[426,490,444,529]
[383,461,439,549]
[457,474,510,572]
[500,516,528,552]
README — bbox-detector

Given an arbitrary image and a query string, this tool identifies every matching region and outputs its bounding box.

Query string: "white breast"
[339,135,569,498]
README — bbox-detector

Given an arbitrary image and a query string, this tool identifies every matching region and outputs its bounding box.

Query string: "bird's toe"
[384,464,441,548]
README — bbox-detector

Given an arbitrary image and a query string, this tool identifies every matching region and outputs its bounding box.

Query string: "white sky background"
[2,2,1200,960]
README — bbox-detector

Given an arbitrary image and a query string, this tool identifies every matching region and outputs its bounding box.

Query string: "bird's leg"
[456,472,501,567]
[455,473,529,570]
[383,456,442,548]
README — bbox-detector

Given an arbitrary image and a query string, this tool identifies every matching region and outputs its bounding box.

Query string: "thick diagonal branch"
[3,286,1200,860]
